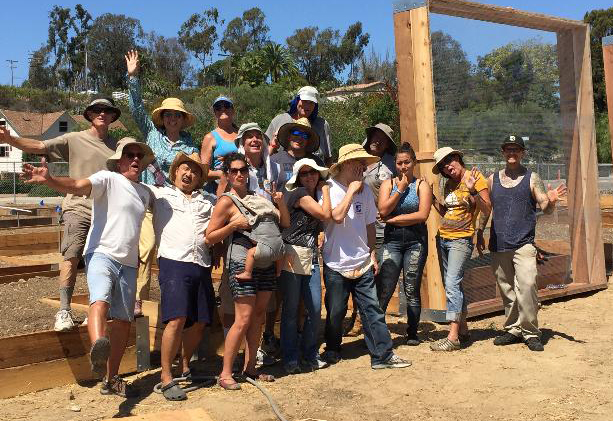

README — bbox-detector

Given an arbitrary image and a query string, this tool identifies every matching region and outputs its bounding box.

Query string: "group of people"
[0,48,566,401]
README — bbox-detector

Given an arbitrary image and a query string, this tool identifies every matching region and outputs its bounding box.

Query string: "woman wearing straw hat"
[265,86,333,165]
[429,146,491,351]
[279,158,332,374]
[320,144,411,369]
[200,95,239,197]
[126,50,200,316]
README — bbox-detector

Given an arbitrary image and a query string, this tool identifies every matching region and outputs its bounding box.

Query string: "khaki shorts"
[61,212,90,261]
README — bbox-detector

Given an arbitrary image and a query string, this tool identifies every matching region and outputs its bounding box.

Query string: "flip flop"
[217,377,241,390]
[161,381,187,401]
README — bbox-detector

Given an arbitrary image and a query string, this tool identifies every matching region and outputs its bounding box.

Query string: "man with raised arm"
[477,135,566,352]
[0,98,120,331]
[23,138,154,397]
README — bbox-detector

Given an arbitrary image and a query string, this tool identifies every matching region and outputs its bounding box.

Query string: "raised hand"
[125,49,140,76]
[22,157,50,184]
[546,183,567,204]
[397,171,409,192]
[271,183,284,205]
[465,167,480,192]
[0,126,12,142]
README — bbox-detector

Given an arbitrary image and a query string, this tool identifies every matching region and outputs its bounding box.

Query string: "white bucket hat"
[432,146,464,174]
[285,158,329,191]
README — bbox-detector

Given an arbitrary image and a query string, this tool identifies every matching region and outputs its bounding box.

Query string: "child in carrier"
[225,183,290,280]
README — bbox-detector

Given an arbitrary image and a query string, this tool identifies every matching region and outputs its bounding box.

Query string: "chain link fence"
[0,161,68,205]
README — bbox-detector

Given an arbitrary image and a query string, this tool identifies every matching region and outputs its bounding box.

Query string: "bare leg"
[219,297,256,382]
[181,322,206,374]
[160,317,186,386]
[59,257,79,288]
[448,321,460,342]
[107,319,131,379]
[87,300,109,343]
[244,291,272,374]
[235,247,256,280]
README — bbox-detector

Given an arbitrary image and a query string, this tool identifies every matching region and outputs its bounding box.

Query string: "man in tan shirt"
[0,98,120,331]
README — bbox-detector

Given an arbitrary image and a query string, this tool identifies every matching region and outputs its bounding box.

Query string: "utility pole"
[6,60,18,86]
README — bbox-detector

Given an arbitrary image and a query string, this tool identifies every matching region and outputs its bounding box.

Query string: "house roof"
[0,110,67,137]
[71,115,127,131]
[323,81,387,97]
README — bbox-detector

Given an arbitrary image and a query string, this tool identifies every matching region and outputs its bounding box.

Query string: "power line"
[6,60,18,86]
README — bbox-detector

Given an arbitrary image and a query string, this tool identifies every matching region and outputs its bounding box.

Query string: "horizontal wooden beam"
[429,0,586,32]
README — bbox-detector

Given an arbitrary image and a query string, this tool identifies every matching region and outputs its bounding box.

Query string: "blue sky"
[1,1,611,86]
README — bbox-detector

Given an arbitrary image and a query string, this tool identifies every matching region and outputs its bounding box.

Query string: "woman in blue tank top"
[200,96,239,196]
[377,143,432,345]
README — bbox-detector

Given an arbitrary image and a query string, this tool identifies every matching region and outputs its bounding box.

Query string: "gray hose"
[153,375,216,394]
[244,375,288,421]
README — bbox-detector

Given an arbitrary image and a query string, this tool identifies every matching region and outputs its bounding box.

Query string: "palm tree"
[260,42,298,83]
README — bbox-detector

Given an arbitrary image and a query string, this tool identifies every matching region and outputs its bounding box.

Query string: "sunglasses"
[162,110,184,118]
[290,130,309,140]
[213,101,233,111]
[229,166,249,175]
[89,107,114,115]
[299,169,319,177]
[123,151,145,160]
[503,147,523,153]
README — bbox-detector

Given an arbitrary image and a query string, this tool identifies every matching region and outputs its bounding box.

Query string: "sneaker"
[89,337,111,379]
[283,362,301,375]
[100,375,139,398]
[372,354,412,369]
[429,337,461,352]
[304,356,329,371]
[133,300,143,317]
[525,337,544,352]
[321,350,342,365]
[54,309,75,332]
[256,348,276,367]
[405,335,422,346]
[493,332,523,346]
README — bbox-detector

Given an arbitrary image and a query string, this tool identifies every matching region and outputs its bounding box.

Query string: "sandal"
[430,337,461,352]
[161,381,187,401]
[217,376,241,390]
[241,371,275,382]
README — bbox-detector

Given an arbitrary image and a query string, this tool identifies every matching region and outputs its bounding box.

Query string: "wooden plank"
[40,294,89,312]
[0,323,136,369]
[603,36,613,163]
[0,270,60,284]
[573,26,607,286]
[429,0,586,32]
[394,5,445,313]
[0,345,137,399]
[101,408,216,421]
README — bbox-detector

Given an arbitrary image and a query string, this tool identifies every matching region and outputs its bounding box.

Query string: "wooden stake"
[603,35,613,162]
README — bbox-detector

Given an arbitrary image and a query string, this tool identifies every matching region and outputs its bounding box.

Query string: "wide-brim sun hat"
[235,122,269,146]
[106,137,155,171]
[83,98,121,123]
[277,117,320,154]
[297,86,319,103]
[363,123,397,155]
[151,98,196,128]
[169,152,208,188]
[432,146,464,174]
[329,144,381,176]
[285,158,329,191]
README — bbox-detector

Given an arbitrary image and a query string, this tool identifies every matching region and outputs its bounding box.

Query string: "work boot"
[346,313,362,337]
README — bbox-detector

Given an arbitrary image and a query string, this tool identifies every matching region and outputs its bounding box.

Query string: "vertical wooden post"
[393,1,446,321]
[603,35,613,162]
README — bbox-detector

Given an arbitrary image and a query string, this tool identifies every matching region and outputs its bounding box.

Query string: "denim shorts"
[85,252,137,321]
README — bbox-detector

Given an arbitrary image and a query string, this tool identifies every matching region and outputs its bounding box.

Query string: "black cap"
[501,135,526,150]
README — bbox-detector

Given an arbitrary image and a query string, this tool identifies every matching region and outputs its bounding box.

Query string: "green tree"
[88,13,144,90]
[286,27,343,85]
[358,47,396,86]
[220,8,269,55]
[27,45,55,89]
[178,8,222,70]
[339,22,370,83]
[584,8,613,113]
[596,113,612,163]
[260,42,298,83]
[140,32,190,95]
[431,31,472,112]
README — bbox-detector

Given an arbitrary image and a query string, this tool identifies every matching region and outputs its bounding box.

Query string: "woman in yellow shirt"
[430,147,491,351]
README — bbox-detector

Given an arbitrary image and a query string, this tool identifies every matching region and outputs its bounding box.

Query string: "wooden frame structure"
[603,35,613,160]
[393,0,607,320]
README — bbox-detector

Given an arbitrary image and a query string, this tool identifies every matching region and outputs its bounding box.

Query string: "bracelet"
[391,186,405,195]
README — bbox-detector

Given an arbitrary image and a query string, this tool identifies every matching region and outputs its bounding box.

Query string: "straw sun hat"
[106,137,155,171]
[151,98,195,128]
[169,152,208,188]
[329,143,380,176]
[277,117,320,154]
[431,146,464,174]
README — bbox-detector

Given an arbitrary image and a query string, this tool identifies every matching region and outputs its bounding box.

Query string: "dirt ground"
[3,274,613,421]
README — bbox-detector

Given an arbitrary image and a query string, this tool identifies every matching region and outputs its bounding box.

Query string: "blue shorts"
[85,252,137,322]
[158,257,215,327]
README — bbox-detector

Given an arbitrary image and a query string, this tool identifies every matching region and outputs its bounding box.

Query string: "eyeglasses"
[162,110,184,119]
[89,107,114,115]
[503,147,523,153]
[229,166,249,175]
[123,151,145,160]
[290,130,309,140]
[213,101,233,111]
[299,169,319,177]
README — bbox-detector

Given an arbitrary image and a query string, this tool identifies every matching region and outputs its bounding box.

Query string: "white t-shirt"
[83,171,151,267]
[323,178,377,271]
[150,185,214,267]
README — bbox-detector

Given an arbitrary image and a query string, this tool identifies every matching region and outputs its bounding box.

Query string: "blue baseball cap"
[212,96,233,107]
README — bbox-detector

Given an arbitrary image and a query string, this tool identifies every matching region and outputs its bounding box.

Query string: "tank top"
[489,170,537,252]
[211,130,238,169]
[390,178,420,216]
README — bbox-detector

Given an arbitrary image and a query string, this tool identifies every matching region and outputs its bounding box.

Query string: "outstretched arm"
[531,172,567,215]
[126,50,155,137]
[0,126,46,154]
[22,158,91,196]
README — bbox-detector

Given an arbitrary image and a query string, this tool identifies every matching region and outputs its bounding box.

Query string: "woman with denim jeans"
[279,158,332,374]
[430,147,491,351]
[377,143,432,345]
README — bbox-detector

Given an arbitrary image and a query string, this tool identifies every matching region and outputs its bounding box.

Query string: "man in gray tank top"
[477,135,566,352]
